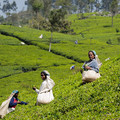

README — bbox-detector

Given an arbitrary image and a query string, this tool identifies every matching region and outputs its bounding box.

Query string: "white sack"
[36,76,55,105]
[82,70,100,82]
[0,93,14,119]
[37,90,54,105]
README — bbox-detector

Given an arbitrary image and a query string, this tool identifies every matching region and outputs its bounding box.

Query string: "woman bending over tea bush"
[0,90,28,118]
[33,70,55,105]
[8,90,28,113]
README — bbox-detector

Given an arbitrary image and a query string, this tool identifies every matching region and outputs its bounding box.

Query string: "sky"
[0,0,27,17]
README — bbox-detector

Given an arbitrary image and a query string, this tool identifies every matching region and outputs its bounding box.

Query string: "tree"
[48,9,71,52]
[2,0,17,18]
[0,16,4,22]
[0,2,1,10]
[55,0,73,13]
[29,13,46,29]
[11,13,18,25]
[11,1,17,12]
[28,0,44,16]
[77,0,86,13]
[43,0,52,18]
[76,0,96,13]
[94,0,101,12]
[87,0,96,12]
[110,0,118,27]
[2,1,11,13]
[101,0,113,11]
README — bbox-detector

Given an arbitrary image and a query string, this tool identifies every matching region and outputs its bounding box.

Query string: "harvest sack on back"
[82,70,100,82]
[0,93,14,119]
[95,55,102,68]
[37,89,54,105]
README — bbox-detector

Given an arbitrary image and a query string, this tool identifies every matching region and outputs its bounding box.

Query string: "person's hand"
[80,68,83,73]
[32,87,36,90]
[20,101,28,105]
[17,101,21,104]
[48,90,50,92]
[85,66,91,70]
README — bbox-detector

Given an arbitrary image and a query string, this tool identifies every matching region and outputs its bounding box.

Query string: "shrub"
[116,28,119,33]
[106,39,112,44]
[117,37,120,44]
[0,15,120,119]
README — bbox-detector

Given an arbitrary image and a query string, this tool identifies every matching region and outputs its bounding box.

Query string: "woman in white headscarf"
[33,70,55,105]
[80,50,101,84]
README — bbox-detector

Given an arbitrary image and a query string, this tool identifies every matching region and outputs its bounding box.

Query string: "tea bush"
[0,45,77,79]
[0,57,119,119]
[0,13,120,119]
[0,25,120,63]
[0,34,21,45]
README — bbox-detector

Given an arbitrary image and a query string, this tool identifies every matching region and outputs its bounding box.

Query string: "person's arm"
[82,62,86,70]
[20,101,28,105]
[33,85,49,94]
[33,87,39,94]
[35,89,39,94]
[87,60,99,73]
[9,97,21,107]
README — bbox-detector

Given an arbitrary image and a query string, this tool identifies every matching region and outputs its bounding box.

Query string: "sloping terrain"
[0,14,120,119]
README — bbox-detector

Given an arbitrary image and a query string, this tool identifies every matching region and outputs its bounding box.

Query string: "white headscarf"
[42,70,55,90]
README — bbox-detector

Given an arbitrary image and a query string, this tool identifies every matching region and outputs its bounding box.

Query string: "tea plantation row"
[0,33,81,119]
[0,24,120,63]
[0,52,120,119]
[0,13,120,119]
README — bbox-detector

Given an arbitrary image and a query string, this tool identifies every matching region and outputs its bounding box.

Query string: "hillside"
[0,14,120,119]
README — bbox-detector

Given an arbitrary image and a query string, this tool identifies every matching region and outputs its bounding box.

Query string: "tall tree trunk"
[49,31,53,52]
[112,15,113,27]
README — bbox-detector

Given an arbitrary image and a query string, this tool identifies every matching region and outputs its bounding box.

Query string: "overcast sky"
[0,0,27,17]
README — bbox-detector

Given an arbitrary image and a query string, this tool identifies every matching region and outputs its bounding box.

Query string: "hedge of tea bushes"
[0,66,22,79]
[0,25,78,44]
[69,14,120,45]
[69,13,120,34]
[0,25,120,64]
[51,42,120,62]
[1,56,119,119]
[0,15,120,63]
[40,57,120,119]
[0,45,76,66]
[0,34,21,45]
[0,29,119,119]
[0,64,80,113]
[0,44,78,79]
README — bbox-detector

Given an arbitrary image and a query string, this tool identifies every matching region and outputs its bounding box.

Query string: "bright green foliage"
[0,34,20,45]
[0,14,120,119]
[29,0,44,15]
[69,14,120,43]
[0,45,76,79]
[0,56,120,119]
[0,23,120,63]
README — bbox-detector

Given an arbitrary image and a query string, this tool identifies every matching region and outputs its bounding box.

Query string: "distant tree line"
[0,0,119,30]
[26,0,120,16]
[0,0,119,52]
